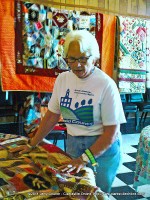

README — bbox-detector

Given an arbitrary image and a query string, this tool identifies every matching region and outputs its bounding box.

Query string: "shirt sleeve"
[101,79,126,126]
[48,75,61,114]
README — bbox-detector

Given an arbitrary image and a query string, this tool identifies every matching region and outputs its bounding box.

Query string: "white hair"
[64,30,100,60]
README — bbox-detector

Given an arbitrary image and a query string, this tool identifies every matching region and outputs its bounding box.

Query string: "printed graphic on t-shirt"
[60,89,94,126]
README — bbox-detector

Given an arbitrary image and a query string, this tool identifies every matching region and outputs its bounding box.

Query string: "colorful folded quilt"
[0,133,109,200]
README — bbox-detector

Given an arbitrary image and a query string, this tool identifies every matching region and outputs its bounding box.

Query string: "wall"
[25,0,150,18]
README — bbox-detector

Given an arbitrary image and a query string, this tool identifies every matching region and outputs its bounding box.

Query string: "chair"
[18,93,67,149]
[120,94,139,131]
[45,124,67,152]
[0,122,21,135]
[0,89,24,135]
[0,89,19,122]
[128,91,150,124]
[141,89,150,123]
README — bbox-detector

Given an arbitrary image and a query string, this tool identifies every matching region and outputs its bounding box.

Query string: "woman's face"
[67,41,95,79]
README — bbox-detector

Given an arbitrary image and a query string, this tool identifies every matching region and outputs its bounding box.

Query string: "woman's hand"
[58,157,86,174]
[9,144,33,155]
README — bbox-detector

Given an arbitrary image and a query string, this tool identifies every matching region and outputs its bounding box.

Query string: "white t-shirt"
[48,67,126,136]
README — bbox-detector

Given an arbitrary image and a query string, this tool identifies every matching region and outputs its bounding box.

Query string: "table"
[133,125,150,190]
[0,133,108,200]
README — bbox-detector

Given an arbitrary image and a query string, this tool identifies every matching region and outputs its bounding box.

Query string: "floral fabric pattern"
[117,16,147,93]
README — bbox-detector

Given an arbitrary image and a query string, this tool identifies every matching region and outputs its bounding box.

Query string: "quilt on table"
[0,133,109,200]
[117,16,147,93]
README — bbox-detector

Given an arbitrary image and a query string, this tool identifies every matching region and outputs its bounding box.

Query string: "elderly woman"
[12,30,126,193]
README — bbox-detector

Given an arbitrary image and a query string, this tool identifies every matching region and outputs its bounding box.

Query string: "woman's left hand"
[58,157,85,174]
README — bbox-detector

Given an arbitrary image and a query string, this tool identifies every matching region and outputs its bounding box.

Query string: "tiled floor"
[55,133,150,200]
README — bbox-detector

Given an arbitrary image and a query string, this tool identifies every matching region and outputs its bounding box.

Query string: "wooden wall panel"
[108,0,116,12]
[104,0,109,11]
[98,0,105,9]
[22,0,150,18]
[138,0,147,15]
[114,0,120,13]
[120,0,128,14]
[65,0,74,3]
[75,0,80,6]
[79,0,87,6]
[54,0,61,2]
[131,0,138,14]
[127,0,132,13]
[146,1,150,15]
[88,0,98,8]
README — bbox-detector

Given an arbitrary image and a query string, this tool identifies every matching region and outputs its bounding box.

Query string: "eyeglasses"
[65,56,91,64]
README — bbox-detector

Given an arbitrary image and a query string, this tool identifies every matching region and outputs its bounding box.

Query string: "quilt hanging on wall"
[15,1,100,77]
[117,16,147,93]
[1,0,116,91]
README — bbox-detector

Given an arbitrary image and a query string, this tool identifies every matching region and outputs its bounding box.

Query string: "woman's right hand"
[9,144,33,155]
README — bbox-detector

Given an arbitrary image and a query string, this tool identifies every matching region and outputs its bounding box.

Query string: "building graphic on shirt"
[60,89,94,126]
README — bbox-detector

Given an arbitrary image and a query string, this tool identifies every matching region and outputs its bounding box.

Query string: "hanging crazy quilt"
[0,0,56,92]
[15,1,98,77]
[1,0,116,91]
[0,133,108,200]
[117,16,147,93]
